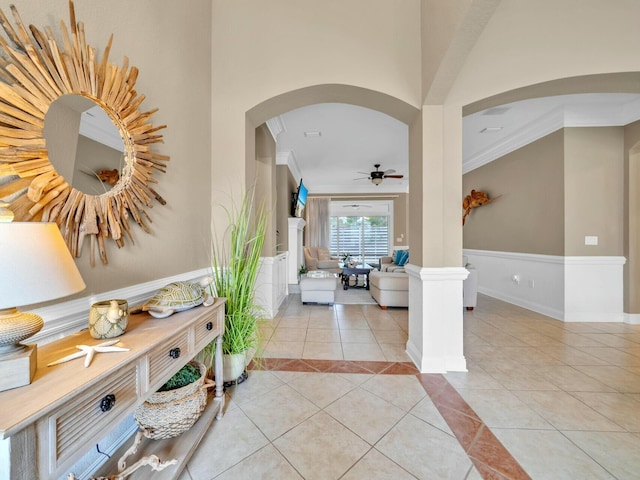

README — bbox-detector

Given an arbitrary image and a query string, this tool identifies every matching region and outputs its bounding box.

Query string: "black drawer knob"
[169,347,181,359]
[206,321,213,331]
[100,394,116,412]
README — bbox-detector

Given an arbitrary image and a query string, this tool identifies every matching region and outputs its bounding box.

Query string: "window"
[330,215,389,265]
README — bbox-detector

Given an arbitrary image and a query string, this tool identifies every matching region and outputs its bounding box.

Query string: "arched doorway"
[461,72,640,323]
[244,84,422,358]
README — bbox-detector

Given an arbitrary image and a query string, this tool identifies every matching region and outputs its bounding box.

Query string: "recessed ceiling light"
[304,131,321,137]
[480,127,503,133]
[482,106,510,115]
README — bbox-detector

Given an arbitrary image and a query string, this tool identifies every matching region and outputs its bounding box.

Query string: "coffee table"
[341,264,373,290]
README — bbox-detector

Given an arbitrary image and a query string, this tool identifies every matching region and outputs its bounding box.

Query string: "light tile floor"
[180,294,640,480]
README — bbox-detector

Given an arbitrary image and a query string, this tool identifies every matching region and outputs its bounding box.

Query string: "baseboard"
[624,313,640,324]
[478,286,564,321]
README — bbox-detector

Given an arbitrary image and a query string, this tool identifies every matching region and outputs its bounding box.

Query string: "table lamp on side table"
[0,221,86,392]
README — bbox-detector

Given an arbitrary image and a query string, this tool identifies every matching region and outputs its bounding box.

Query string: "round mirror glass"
[43,94,125,196]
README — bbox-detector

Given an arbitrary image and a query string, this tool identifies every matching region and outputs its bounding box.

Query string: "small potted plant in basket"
[134,361,215,440]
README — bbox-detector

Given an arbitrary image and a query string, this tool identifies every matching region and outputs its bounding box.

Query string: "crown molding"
[276,150,303,183]
[266,115,285,140]
[464,107,564,173]
[464,98,640,173]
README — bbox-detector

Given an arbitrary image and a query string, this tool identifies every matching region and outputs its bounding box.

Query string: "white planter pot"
[223,352,246,382]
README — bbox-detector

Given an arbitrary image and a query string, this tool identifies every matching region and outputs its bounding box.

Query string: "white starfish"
[48,339,130,368]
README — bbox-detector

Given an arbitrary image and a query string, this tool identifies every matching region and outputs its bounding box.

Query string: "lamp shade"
[0,223,86,308]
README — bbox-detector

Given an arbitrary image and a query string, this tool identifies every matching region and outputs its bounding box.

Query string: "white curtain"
[304,197,330,247]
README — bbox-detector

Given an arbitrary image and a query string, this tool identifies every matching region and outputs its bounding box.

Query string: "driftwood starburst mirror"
[0,1,168,265]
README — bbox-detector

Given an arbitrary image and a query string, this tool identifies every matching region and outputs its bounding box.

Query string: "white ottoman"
[300,272,337,305]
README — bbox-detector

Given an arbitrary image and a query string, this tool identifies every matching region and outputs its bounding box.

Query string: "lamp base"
[0,344,37,392]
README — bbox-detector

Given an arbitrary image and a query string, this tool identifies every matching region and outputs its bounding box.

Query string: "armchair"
[304,246,340,273]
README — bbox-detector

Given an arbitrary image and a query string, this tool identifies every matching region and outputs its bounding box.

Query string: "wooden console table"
[0,298,226,480]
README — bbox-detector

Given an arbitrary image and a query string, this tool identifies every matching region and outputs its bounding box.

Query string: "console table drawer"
[148,333,190,389]
[43,363,138,476]
[193,312,221,351]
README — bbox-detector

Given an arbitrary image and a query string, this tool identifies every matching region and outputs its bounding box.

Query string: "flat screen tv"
[291,179,308,217]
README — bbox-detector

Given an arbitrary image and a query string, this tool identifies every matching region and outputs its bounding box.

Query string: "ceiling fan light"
[371,177,383,185]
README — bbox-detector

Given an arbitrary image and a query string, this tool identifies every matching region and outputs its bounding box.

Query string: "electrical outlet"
[585,236,598,246]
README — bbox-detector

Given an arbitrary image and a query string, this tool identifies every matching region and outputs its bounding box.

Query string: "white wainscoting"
[565,256,626,322]
[255,252,289,318]
[464,249,626,323]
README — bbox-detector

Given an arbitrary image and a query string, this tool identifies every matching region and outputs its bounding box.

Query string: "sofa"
[303,246,340,273]
[369,270,408,308]
[369,250,410,308]
[369,252,478,310]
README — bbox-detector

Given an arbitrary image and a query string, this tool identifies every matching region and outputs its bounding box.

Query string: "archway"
[461,72,640,322]
[244,84,420,339]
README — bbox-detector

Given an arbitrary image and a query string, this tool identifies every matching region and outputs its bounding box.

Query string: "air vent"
[304,131,322,137]
[482,106,510,116]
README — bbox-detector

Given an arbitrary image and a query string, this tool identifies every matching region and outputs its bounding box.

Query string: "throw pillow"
[396,250,409,266]
[317,248,331,261]
[391,250,398,264]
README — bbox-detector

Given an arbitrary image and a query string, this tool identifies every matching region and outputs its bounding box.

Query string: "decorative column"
[405,104,467,373]
[405,264,468,372]
[288,217,306,284]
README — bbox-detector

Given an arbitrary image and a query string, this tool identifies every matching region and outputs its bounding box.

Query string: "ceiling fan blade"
[353,176,369,180]
[383,168,396,175]
[383,174,404,179]
[357,171,370,175]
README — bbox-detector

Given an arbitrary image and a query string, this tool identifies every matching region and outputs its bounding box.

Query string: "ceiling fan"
[356,164,404,185]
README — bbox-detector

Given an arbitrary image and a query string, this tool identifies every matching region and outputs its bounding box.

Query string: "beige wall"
[1,0,213,299]
[446,0,640,108]
[394,193,409,245]
[255,124,277,255]
[624,121,640,312]
[564,127,624,256]
[463,130,565,255]
[275,165,296,252]
[9,0,640,306]
[463,127,625,256]
[211,0,422,231]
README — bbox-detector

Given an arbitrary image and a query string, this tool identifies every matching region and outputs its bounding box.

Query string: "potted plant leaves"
[206,186,268,386]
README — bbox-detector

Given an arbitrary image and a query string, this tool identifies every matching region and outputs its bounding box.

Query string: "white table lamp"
[0,222,86,391]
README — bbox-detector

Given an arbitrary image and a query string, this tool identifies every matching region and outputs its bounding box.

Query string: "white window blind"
[330,216,389,265]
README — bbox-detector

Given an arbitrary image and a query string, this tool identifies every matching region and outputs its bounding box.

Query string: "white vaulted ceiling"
[268,93,640,195]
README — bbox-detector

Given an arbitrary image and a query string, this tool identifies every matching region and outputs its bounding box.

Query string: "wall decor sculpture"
[462,189,500,225]
[0,1,168,265]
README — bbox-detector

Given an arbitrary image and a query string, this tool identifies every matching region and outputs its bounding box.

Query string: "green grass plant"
[208,186,268,357]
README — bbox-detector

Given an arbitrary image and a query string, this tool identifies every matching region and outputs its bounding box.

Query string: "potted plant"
[298,264,308,279]
[205,187,268,385]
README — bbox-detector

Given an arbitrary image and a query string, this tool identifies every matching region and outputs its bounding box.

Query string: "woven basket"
[134,361,215,440]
